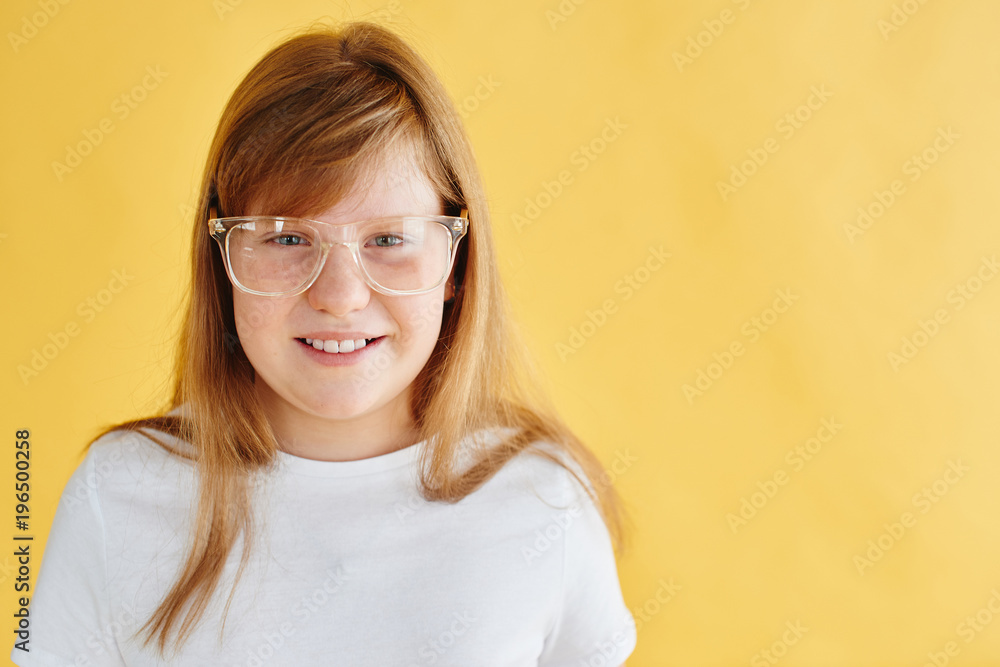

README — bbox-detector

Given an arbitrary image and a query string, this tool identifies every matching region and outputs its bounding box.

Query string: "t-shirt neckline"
[275,439,427,478]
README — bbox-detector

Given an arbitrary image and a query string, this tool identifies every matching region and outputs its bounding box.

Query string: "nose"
[306,243,371,316]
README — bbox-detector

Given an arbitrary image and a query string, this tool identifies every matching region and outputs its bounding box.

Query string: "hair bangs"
[214,56,448,220]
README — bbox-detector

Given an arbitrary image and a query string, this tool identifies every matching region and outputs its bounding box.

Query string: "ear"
[443,262,458,302]
[444,272,455,302]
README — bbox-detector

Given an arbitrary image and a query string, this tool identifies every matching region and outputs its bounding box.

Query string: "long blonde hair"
[95,20,630,655]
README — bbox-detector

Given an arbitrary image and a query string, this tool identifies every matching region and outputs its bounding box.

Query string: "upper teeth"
[304,338,370,353]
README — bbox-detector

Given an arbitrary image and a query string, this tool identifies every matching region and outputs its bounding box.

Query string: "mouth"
[296,336,384,354]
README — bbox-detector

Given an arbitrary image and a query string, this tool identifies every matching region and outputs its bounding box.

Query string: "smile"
[299,337,380,354]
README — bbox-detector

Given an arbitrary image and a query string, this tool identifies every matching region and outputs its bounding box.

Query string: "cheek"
[232,292,283,346]
[395,296,446,350]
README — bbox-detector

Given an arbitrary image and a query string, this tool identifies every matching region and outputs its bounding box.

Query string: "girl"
[14,21,636,666]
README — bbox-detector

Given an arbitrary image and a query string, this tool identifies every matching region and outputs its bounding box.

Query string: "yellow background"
[2,0,1000,664]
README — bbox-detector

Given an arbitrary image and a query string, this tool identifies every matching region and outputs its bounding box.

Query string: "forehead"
[319,149,443,222]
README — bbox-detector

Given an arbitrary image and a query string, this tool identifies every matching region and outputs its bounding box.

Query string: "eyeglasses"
[208,209,469,297]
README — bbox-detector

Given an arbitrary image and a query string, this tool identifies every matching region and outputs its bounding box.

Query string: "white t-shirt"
[11,426,636,666]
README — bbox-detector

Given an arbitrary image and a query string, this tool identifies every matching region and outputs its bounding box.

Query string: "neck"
[257,385,421,462]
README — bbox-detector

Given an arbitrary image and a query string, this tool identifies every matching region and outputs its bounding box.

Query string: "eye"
[367,234,404,248]
[271,233,310,246]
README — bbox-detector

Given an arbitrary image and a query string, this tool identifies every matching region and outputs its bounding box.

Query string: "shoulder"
[464,429,593,513]
[89,425,195,475]
[59,426,196,514]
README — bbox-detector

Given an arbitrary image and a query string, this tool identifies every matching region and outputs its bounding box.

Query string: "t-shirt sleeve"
[538,474,637,666]
[10,444,129,667]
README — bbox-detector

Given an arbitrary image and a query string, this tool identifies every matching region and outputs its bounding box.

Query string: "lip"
[295,335,385,367]
[299,332,379,340]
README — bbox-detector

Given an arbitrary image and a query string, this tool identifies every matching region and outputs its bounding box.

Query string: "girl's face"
[231,150,450,446]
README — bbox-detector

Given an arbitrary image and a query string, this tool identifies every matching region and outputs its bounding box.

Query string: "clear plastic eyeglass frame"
[208,207,469,298]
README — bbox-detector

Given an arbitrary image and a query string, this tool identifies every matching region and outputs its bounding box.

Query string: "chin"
[297,394,378,421]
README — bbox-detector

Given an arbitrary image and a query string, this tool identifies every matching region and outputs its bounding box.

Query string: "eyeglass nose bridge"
[305,239,376,292]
